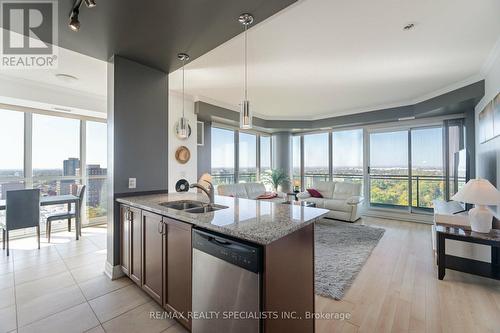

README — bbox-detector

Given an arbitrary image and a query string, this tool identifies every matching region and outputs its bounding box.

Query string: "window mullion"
[24,112,33,188]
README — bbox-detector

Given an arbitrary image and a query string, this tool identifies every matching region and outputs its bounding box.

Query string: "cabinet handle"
[157,221,164,234]
[163,221,168,235]
[129,211,134,221]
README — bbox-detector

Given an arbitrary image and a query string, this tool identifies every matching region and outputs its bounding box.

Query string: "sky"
[0,109,107,170]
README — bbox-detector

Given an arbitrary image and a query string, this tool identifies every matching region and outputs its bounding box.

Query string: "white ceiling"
[0,30,107,97]
[0,29,107,117]
[169,0,500,120]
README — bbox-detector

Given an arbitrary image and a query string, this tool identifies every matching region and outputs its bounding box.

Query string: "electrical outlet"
[128,178,137,189]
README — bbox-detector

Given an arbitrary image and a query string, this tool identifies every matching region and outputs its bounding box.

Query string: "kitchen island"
[117,192,329,333]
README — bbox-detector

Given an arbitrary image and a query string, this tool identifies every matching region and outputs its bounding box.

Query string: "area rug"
[315,219,385,300]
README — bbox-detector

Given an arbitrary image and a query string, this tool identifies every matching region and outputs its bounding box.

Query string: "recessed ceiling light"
[403,23,416,31]
[55,73,79,83]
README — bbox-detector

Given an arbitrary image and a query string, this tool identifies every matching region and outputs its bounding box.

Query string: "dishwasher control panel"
[193,228,262,273]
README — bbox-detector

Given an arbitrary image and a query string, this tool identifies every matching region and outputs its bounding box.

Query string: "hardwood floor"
[3,218,500,332]
[315,216,500,333]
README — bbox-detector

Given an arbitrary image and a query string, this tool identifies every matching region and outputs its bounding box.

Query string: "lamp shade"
[451,179,500,205]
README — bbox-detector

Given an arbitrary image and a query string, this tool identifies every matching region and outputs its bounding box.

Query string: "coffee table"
[282,200,316,208]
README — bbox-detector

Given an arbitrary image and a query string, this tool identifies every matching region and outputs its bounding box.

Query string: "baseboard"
[362,208,433,224]
[104,261,125,280]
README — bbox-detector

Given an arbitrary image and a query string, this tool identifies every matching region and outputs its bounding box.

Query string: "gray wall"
[272,132,292,192]
[197,121,212,179]
[107,55,168,267]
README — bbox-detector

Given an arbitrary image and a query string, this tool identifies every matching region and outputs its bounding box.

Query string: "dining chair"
[46,185,86,242]
[0,189,41,256]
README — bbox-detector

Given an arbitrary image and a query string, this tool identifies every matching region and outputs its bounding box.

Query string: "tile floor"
[0,225,187,333]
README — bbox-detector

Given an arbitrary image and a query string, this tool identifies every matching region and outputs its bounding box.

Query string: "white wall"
[168,91,198,192]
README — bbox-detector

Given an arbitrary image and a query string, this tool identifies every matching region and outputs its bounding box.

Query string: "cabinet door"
[165,218,192,329]
[129,207,142,285]
[142,210,164,305]
[120,205,131,276]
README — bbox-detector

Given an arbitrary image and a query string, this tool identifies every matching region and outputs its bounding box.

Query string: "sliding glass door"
[411,127,444,211]
[368,126,444,212]
[369,130,409,208]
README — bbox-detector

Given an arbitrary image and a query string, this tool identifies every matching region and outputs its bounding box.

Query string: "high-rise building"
[61,158,80,195]
[87,164,107,207]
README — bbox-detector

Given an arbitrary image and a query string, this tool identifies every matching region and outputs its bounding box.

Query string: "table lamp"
[451,179,500,233]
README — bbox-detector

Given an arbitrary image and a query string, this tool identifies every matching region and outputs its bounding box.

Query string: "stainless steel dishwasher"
[192,228,262,333]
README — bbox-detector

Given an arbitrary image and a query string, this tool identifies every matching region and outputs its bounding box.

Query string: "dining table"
[0,194,82,240]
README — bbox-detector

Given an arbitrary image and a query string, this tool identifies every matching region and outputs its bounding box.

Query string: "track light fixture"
[69,10,80,32]
[68,0,96,32]
[84,0,96,8]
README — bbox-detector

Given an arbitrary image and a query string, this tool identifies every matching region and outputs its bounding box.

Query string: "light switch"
[128,178,137,189]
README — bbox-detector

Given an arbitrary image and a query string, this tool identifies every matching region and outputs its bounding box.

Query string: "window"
[0,110,109,238]
[292,136,301,191]
[0,110,24,200]
[303,133,329,188]
[369,130,409,207]
[211,127,235,185]
[32,114,80,180]
[86,121,108,224]
[239,132,257,183]
[210,127,273,185]
[411,127,444,209]
[332,129,363,184]
[260,135,271,178]
[0,109,24,179]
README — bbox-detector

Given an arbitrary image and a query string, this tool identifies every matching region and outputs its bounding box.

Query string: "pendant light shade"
[177,53,190,139]
[240,100,251,129]
[238,13,253,129]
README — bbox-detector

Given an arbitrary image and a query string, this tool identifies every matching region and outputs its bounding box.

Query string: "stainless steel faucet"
[190,181,215,206]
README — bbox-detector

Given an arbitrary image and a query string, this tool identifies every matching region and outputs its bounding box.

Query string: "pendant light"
[238,13,254,129]
[177,53,190,139]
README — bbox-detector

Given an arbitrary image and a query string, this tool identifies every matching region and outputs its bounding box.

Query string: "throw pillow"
[306,189,323,198]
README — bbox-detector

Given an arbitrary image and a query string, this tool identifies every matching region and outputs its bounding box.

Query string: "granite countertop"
[117,193,329,245]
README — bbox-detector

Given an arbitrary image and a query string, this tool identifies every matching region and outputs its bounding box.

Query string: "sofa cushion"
[217,183,248,198]
[314,181,335,199]
[332,182,361,200]
[306,188,323,198]
[243,183,267,199]
[323,199,352,212]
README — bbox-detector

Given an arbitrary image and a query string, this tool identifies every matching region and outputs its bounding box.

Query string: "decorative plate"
[175,146,191,164]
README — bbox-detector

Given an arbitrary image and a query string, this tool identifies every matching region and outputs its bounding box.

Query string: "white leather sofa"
[216,183,285,203]
[297,181,364,222]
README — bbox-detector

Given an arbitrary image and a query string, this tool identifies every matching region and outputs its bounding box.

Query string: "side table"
[436,225,500,280]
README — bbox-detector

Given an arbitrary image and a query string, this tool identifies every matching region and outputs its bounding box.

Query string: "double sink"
[159,200,228,214]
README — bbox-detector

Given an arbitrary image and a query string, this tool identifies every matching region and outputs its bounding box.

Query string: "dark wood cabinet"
[142,210,164,304]
[165,218,192,329]
[120,205,193,330]
[129,207,142,285]
[120,205,131,276]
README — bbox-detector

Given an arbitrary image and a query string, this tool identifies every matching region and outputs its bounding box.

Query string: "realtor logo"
[1,0,58,68]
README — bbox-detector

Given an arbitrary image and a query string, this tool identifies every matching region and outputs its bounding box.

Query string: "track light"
[68,0,96,32]
[69,10,80,32]
[84,0,96,8]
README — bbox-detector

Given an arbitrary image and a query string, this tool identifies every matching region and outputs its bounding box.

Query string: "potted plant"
[262,169,290,192]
